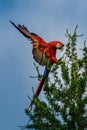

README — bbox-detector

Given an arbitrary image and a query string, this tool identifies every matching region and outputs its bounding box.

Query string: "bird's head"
[49,41,64,51]
[56,41,64,51]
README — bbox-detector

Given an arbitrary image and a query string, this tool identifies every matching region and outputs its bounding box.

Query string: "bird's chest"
[32,47,50,66]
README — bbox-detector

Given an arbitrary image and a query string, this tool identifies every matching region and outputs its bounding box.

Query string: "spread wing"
[10,21,46,44]
[10,21,50,65]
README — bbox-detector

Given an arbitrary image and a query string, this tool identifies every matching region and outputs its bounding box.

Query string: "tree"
[22,26,87,130]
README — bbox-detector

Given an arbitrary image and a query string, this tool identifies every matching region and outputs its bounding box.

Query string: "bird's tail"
[29,67,49,110]
[10,20,35,41]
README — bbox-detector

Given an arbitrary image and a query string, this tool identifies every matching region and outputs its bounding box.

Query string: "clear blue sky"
[0,0,87,130]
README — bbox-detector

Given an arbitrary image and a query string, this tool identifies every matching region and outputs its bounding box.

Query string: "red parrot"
[10,21,64,109]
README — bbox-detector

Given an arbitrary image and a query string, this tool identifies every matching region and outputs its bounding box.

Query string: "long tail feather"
[29,67,49,110]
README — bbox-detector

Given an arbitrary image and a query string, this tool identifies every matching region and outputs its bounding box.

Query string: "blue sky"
[0,0,87,130]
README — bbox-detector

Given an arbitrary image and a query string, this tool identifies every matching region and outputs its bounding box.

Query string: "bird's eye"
[56,44,61,49]
[56,44,64,50]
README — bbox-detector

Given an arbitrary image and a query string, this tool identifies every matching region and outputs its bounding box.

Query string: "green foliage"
[23,26,87,130]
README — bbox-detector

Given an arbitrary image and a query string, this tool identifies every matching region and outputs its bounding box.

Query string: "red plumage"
[10,21,64,110]
[10,21,64,65]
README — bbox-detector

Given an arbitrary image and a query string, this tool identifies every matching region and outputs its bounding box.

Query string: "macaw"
[10,21,64,109]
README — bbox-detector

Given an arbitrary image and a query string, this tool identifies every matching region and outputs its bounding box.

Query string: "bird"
[10,21,64,109]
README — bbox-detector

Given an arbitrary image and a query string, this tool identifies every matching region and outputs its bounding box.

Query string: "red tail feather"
[29,77,45,110]
[29,68,49,110]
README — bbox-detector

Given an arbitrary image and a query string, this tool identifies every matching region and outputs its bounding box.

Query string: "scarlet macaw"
[10,21,64,109]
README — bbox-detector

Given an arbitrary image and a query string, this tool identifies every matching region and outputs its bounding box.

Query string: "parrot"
[10,21,64,109]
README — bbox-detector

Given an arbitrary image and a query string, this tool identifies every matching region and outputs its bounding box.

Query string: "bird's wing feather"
[10,21,46,45]
[10,21,50,65]
[10,21,34,39]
